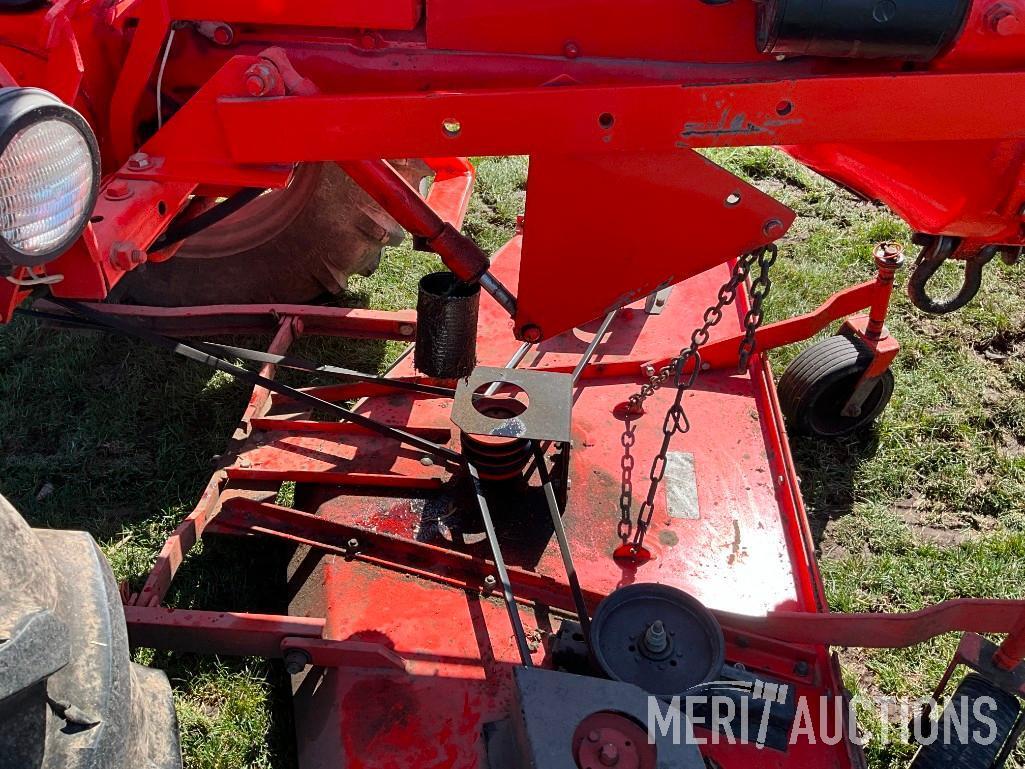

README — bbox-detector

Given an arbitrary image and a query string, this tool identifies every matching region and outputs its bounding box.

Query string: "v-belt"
[28,299,542,665]
[18,306,455,400]
[39,299,464,464]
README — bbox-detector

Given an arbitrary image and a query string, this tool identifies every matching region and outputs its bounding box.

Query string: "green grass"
[1,150,1024,767]
[716,146,1025,766]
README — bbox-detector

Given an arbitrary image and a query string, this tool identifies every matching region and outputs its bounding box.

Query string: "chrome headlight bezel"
[0,87,100,267]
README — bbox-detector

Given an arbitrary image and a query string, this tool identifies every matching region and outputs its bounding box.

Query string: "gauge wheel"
[116,161,428,307]
[777,334,894,438]
[910,674,1022,769]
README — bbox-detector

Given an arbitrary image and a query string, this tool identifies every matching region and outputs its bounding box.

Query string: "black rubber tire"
[910,674,1022,769]
[777,334,894,437]
[116,161,425,307]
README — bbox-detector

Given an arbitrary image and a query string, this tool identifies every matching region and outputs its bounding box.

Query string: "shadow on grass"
[0,310,394,769]
[789,430,882,554]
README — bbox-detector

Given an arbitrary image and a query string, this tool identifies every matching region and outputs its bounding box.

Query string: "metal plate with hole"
[452,367,573,442]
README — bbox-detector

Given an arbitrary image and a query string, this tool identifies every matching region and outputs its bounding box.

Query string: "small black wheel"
[778,334,894,438]
[910,674,1022,769]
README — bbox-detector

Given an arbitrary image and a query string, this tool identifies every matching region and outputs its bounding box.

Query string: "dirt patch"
[842,649,897,720]
[893,493,995,547]
[974,329,1025,363]
[817,517,852,560]
[998,430,1025,458]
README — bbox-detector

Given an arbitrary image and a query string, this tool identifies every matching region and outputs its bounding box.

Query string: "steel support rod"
[483,341,532,396]
[466,462,534,667]
[533,444,590,634]
[571,309,617,385]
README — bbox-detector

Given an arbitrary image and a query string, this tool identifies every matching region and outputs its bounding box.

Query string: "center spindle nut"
[642,620,669,655]
[599,743,620,766]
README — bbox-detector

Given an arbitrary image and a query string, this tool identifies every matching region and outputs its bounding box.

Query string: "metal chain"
[619,245,777,554]
[738,244,778,373]
[618,421,637,540]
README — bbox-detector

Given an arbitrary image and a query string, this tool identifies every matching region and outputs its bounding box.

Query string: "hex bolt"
[283,649,311,675]
[108,241,145,270]
[126,152,150,171]
[244,62,279,97]
[587,730,600,743]
[483,575,497,591]
[599,743,620,767]
[564,41,581,58]
[246,73,268,96]
[104,180,132,201]
[346,538,359,550]
[794,660,810,676]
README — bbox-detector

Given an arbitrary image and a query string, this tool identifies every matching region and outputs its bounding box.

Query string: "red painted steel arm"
[124,606,324,657]
[717,600,1025,650]
[108,0,170,166]
[994,611,1025,670]
[671,280,879,371]
[424,157,475,230]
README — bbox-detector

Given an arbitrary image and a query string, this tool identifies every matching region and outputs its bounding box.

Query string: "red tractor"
[2,2,1025,768]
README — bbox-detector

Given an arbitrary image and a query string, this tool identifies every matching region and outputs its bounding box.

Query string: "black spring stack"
[460,400,532,482]
[415,271,479,379]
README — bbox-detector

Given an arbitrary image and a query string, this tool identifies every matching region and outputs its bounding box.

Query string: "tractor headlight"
[0,87,100,267]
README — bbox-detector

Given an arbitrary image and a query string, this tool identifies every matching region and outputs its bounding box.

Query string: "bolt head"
[104,180,132,201]
[564,41,581,58]
[244,62,278,96]
[245,74,267,96]
[520,324,543,343]
[347,538,359,550]
[126,153,150,171]
[483,575,497,587]
[109,241,141,270]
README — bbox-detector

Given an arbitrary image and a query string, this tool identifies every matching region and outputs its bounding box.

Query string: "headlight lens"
[0,120,95,257]
[0,88,100,267]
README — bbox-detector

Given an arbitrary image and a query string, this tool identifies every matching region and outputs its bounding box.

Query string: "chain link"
[738,245,778,373]
[618,245,778,555]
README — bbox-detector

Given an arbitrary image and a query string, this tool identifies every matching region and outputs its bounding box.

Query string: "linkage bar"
[47,299,463,464]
